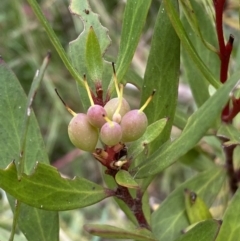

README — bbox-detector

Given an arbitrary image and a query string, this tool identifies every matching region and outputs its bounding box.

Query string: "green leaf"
[84,224,157,241]
[0,162,113,211]
[141,0,180,151]
[163,0,220,89]
[27,0,84,87]
[151,167,226,241]
[217,124,240,146]
[86,26,103,82]
[128,118,168,160]
[181,0,219,107]
[135,72,240,178]
[115,170,139,189]
[125,69,143,91]
[0,227,27,241]
[174,107,188,130]
[179,148,216,172]
[174,219,221,241]
[180,0,218,53]
[0,58,59,240]
[103,171,138,226]
[114,0,151,86]
[184,189,212,224]
[215,188,240,241]
[69,0,111,109]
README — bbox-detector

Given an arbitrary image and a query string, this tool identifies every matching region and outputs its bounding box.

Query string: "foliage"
[0,0,240,240]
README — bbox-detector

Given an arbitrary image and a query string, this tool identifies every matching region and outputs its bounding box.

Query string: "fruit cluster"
[56,64,154,153]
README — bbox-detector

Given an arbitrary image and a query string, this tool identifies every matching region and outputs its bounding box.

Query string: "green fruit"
[104,97,130,120]
[100,121,122,146]
[120,110,148,142]
[68,113,99,152]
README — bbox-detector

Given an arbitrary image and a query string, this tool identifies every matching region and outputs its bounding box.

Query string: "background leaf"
[215,188,240,241]
[163,0,220,89]
[152,167,226,241]
[0,162,113,211]
[0,59,59,240]
[84,224,157,241]
[135,72,240,178]
[174,219,221,241]
[181,0,219,107]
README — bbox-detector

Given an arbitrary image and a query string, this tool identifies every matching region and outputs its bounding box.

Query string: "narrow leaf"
[179,148,216,172]
[141,0,180,152]
[84,224,157,241]
[152,167,226,241]
[181,0,219,107]
[215,188,240,241]
[0,162,113,210]
[0,58,59,241]
[115,0,151,85]
[135,72,240,178]
[163,0,220,89]
[115,170,139,189]
[86,26,103,82]
[174,219,221,241]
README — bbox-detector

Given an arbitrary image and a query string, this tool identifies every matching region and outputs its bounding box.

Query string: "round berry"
[100,121,122,146]
[68,113,98,152]
[87,105,106,128]
[104,97,130,120]
[120,110,148,142]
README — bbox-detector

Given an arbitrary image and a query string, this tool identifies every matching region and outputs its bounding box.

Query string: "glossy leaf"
[86,26,103,82]
[128,118,168,160]
[163,0,220,89]
[174,219,221,241]
[0,58,59,240]
[0,162,113,210]
[114,0,151,86]
[69,0,111,109]
[215,188,240,241]
[135,72,240,178]
[152,167,226,241]
[84,224,157,241]
[181,0,219,107]
[141,0,180,152]
[115,170,139,189]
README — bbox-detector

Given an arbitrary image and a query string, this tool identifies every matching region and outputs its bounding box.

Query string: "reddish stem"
[213,0,235,121]
[213,0,226,59]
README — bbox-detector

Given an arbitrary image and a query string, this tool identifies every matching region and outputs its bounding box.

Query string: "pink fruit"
[87,105,106,128]
[120,110,148,142]
[100,121,122,146]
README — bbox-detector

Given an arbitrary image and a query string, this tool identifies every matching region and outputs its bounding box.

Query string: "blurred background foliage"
[0,0,239,240]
